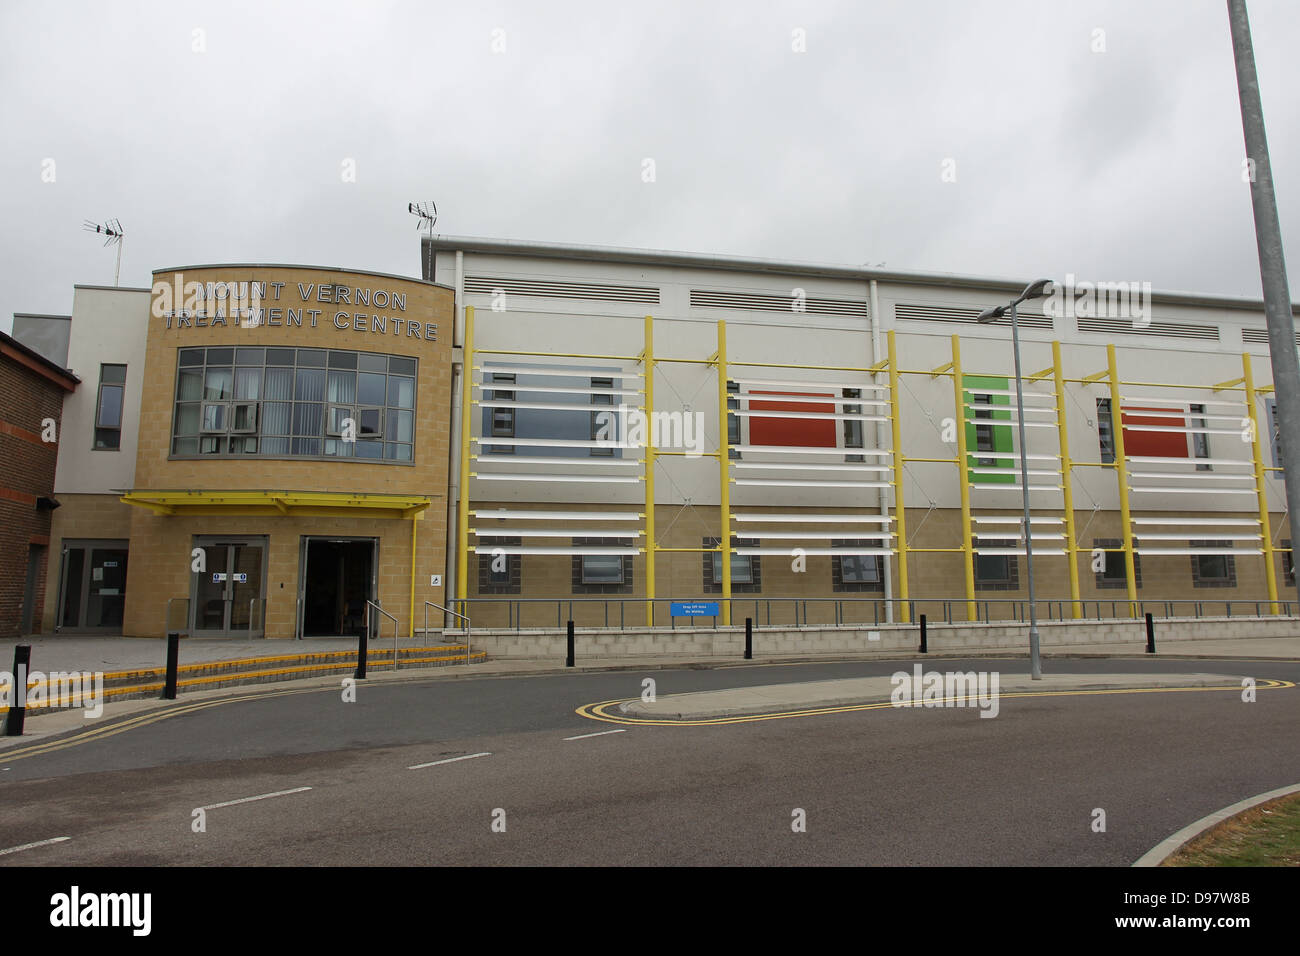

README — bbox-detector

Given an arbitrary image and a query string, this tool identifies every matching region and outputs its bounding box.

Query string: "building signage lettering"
[151,273,437,343]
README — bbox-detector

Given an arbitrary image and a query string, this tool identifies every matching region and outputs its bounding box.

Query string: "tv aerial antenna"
[84,219,125,286]
[408,202,437,281]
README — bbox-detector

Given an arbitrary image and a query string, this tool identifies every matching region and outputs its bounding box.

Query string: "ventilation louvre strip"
[690,290,867,317]
[1242,328,1300,346]
[465,275,659,304]
[1076,317,1218,341]
[896,303,1053,330]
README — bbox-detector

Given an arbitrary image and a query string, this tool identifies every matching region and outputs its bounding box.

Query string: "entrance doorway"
[299,537,377,637]
[190,536,267,638]
[56,540,129,632]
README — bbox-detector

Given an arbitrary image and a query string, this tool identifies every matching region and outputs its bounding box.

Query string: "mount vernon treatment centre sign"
[151,270,439,344]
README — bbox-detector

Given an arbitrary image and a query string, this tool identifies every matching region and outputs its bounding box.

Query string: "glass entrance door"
[191,537,266,638]
[56,541,129,632]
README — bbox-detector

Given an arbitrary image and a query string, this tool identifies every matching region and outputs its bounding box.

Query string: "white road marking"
[408,752,492,770]
[199,786,312,811]
[0,836,70,857]
[564,729,627,741]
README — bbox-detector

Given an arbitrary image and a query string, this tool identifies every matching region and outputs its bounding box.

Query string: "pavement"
[6,631,1300,678]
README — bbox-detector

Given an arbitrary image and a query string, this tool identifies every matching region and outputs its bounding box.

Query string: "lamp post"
[977,279,1053,679]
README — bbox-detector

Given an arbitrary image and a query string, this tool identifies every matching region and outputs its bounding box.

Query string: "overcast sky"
[3,0,1298,334]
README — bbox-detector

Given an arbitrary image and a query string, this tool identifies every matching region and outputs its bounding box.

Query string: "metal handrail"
[248,596,268,637]
[424,601,472,666]
[365,600,401,670]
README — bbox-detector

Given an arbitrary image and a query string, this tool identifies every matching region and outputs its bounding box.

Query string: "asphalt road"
[1,657,1297,866]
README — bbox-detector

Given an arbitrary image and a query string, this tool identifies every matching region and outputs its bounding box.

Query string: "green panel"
[963,374,1014,484]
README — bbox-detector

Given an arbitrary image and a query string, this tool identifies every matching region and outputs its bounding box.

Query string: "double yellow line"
[575,679,1297,727]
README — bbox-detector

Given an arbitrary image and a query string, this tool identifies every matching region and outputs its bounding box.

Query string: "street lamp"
[976,279,1054,679]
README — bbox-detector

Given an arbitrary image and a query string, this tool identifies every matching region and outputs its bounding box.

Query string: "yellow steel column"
[716,320,732,625]
[887,331,911,622]
[1242,352,1279,613]
[950,335,977,620]
[1053,341,1082,618]
[409,514,417,639]
[1106,344,1138,616]
[643,314,656,626]
[456,305,475,608]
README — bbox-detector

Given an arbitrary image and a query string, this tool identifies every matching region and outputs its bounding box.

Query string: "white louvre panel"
[967,420,1058,429]
[1130,517,1259,526]
[1116,409,1241,423]
[732,462,892,472]
[481,400,645,413]
[1128,471,1256,481]
[473,473,641,483]
[974,535,1065,542]
[971,548,1068,556]
[1136,548,1262,556]
[972,516,1064,524]
[970,484,1063,492]
[732,514,893,523]
[477,365,643,379]
[1119,396,1240,409]
[1123,425,1242,435]
[731,409,888,422]
[969,467,1060,476]
[897,303,1053,330]
[1127,456,1252,467]
[738,394,890,408]
[690,289,867,317]
[471,455,641,467]
[470,528,644,537]
[729,531,895,540]
[472,437,639,449]
[1077,317,1219,340]
[963,388,1056,402]
[1242,328,1300,346]
[475,546,640,555]
[967,453,1060,462]
[473,509,642,521]
[734,478,892,489]
[1129,487,1256,494]
[465,275,659,304]
[735,548,893,556]
[1131,533,1259,541]
[474,382,643,397]
[731,445,893,456]
[732,377,888,392]
[962,404,1057,416]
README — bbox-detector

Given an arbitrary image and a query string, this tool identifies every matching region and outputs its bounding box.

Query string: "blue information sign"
[670,601,720,617]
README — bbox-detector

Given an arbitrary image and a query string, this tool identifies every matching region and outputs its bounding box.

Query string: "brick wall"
[0,352,69,638]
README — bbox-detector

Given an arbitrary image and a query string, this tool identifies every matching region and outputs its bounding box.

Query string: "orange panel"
[749,390,836,447]
[1121,405,1189,458]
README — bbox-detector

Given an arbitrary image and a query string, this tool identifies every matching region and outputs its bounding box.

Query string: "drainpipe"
[444,250,465,629]
[870,279,893,623]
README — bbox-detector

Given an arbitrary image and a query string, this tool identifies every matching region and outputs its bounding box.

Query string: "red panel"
[748,390,836,447]
[1121,405,1189,458]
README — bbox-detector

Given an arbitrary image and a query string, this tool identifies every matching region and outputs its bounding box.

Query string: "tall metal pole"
[114,237,123,287]
[1010,301,1042,678]
[1228,0,1300,609]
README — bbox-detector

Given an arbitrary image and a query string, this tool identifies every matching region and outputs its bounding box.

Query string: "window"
[1097,398,1115,463]
[843,389,864,462]
[1268,398,1283,469]
[171,348,415,461]
[703,536,761,592]
[727,380,741,458]
[572,537,634,593]
[487,372,515,454]
[964,377,1014,483]
[1281,539,1294,588]
[94,364,126,450]
[1093,538,1141,590]
[1190,541,1236,588]
[590,376,615,456]
[974,538,1018,590]
[1189,404,1210,469]
[477,536,520,594]
[832,539,883,592]
[973,393,996,465]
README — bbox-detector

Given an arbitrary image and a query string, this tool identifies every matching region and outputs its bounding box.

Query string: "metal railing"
[424,602,472,666]
[444,595,1298,631]
[247,596,268,637]
[365,600,401,670]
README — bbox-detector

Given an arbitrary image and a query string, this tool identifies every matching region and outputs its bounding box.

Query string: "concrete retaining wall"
[433,616,1300,660]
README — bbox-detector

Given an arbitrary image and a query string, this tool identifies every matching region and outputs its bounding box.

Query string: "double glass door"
[191,536,266,638]
[58,541,129,632]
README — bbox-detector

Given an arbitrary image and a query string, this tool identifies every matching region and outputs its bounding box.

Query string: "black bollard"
[566,620,575,667]
[162,631,180,700]
[1145,613,1156,654]
[355,623,368,679]
[4,645,31,736]
[919,614,928,654]
[744,617,753,660]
